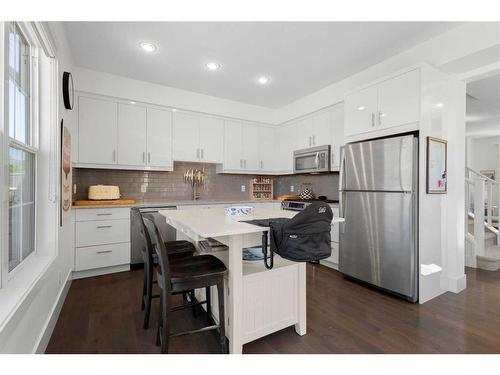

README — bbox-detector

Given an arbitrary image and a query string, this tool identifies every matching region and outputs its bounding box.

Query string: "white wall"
[0,22,76,353]
[468,136,500,176]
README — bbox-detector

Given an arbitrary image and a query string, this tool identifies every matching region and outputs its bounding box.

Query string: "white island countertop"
[160,207,345,240]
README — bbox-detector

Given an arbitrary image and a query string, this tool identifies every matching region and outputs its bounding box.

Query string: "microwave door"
[295,153,318,172]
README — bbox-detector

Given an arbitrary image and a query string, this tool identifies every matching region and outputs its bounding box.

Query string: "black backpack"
[245,202,333,269]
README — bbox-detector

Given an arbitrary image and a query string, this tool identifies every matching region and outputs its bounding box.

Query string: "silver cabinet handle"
[371,113,375,127]
[315,152,319,168]
[96,213,112,216]
[113,150,116,162]
[96,225,113,229]
[97,250,112,254]
[148,152,151,163]
[309,136,312,146]
[143,152,146,163]
[196,148,200,159]
[331,152,335,166]
[378,111,383,126]
[244,160,247,168]
[201,148,204,159]
[240,159,242,168]
[313,135,315,145]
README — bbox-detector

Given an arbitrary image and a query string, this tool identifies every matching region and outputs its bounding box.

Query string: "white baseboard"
[319,260,339,270]
[34,269,72,353]
[72,264,130,280]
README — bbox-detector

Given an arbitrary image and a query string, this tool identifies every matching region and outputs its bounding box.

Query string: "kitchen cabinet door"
[78,96,118,165]
[199,116,224,163]
[147,108,172,168]
[258,126,275,171]
[242,124,260,171]
[223,120,243,170]
[344,85,378,137]
[173,112,200,162]
[296,117,313,149]
[276,123,296,173]
[312,109,331,147]
[117,103,147,166]
[377,69,420,129]
[330,103,344,171]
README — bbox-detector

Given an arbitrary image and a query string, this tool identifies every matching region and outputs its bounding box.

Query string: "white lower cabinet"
[74,208,131,278]
[322,205,340,269]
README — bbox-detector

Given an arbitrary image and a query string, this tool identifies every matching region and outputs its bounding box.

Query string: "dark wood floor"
[46,264,500,354]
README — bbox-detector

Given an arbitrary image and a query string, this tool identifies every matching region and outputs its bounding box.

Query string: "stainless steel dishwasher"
[130,206,177,265]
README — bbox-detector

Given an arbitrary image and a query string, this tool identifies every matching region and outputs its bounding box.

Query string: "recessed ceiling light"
[206,62,221,71]
[130,101,136,105]
[357,106,365,111]
[257,76,270,85]
[139,42,157,53]
[435,102,444,108]
[171,108,177,112]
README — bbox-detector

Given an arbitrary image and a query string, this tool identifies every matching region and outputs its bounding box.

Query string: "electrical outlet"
[241,185,246,192]
[141,183,147,193]
[290,185,294,192]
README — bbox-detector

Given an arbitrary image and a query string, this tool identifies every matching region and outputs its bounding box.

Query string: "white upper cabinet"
[345,69,420,138]
[223,120,243,171]
[172,112,199,162]
[78,96,118,165]
[117,103,147,166]
[377,69,420,129]
[276,122,297,173]
[330,103,344,171]
[242,124,260,171]
[173,112,224,163]
[312,110,332,146]
[296,117,313,149]
[199,116,224,163]
[147,108,172,168]
[258,126,275,171]
[344,85,378,137]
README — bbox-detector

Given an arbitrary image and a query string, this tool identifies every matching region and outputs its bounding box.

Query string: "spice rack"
[250,176,273,201]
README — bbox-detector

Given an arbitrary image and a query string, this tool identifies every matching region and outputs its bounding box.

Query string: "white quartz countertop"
[160,207,344,239]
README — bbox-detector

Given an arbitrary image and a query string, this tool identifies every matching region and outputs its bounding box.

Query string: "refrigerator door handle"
[339,146,346,233]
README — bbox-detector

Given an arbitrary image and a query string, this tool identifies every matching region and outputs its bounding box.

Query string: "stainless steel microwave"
[293,145,331,174]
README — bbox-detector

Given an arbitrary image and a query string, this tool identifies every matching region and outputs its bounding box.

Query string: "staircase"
[465,167,500,270]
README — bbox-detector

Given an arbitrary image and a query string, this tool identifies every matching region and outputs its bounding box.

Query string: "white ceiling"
[466,74,500,138]
[62,22,460,108]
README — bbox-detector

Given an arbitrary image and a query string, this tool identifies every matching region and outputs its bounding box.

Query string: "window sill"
[0,253,56,332]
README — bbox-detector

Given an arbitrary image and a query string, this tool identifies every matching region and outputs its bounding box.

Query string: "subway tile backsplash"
[73,162,340,202]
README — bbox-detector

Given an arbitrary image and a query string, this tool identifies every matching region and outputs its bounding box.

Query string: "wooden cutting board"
[73,199,136,207]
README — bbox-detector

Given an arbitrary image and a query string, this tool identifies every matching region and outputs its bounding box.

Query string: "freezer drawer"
[339,191,417,300]
[344,135,416,192]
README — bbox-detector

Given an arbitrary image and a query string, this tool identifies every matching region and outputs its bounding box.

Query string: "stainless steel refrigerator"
[339,134,418,302]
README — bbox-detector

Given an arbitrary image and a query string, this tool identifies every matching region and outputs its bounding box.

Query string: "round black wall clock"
[62,71,74,110]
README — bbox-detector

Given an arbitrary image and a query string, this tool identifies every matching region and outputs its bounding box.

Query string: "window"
[7,22,36,272]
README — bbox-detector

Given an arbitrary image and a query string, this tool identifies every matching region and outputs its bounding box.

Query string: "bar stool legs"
[217,281,227,354]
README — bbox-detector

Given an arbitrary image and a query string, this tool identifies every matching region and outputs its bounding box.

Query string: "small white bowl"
[225,206,254,216]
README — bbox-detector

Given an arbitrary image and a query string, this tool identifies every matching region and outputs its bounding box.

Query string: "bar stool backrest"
[141,214,172,293]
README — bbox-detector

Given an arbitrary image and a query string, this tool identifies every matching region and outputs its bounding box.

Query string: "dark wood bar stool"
[132,207,196,329]
[141,214,227,354]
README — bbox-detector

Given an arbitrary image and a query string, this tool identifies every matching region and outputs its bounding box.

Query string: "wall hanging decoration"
[62,71,74,110]
[61,119,72,225]
[426,136,447,194]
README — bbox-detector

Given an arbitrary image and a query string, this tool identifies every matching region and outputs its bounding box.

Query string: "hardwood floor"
[45,264,500,354]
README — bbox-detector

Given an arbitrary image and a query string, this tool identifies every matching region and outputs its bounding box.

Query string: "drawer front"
[76,219,130,247]
[75,207,130,222]
[75,243,130,271]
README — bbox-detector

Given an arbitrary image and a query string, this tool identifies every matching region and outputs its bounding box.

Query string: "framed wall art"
[426,136,447,194]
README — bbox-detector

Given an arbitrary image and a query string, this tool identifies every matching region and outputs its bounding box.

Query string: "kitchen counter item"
[88,185,120,200]
[74,199,136,207]
[277,194,299,202]
[225,206,254,216]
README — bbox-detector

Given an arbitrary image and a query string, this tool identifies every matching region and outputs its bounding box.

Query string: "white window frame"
[1,21,40,285]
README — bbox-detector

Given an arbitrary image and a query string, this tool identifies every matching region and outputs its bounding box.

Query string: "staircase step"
[476,245,500,271]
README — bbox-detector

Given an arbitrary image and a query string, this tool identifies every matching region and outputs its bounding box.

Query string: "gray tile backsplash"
[73,162,339,202]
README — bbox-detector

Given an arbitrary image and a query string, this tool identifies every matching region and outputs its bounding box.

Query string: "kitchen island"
[159,207,344,354]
